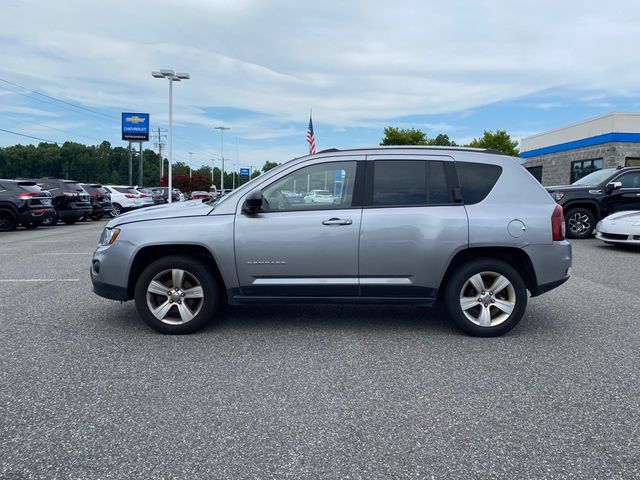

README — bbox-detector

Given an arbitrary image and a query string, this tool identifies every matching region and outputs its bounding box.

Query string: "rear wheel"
[134,255,220,334]
[0,209,18,232]
[41,211,58,226]
[565,207,595,239]
[444,258,527,337]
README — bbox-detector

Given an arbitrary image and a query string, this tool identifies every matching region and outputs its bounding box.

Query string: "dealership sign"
[239,167,250,178]
[121,113,150,141]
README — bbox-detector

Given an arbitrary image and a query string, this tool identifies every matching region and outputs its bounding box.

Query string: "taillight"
[62,191,77,197]
[17,192,38,199]
[124,194,135,198]
[551,204,565,241]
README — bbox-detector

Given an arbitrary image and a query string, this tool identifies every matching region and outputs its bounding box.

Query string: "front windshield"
[572,169,615,186]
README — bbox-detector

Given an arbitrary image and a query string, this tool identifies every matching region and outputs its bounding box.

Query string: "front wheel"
[134,255,220,334]
[41,211,58,227]
[565,207,595,239]
[110,204,122,217]
[443,258,528,337]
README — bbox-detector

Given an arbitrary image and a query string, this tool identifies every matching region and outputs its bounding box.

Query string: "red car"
[189,191,212,201]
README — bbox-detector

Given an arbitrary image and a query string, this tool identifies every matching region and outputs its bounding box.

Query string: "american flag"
[307,115,316,155]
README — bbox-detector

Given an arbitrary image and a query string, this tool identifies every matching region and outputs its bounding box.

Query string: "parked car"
[189,191,212,201]
[148,187,183,203]
[102,185,144,216]
[0,179,54,231]
[546,166,640,239]
[81,184,114,220]
[130,188,155,207]
[30,178,92,226]
[595,211,640,246]
[136,188,165,205]
[304,189,334,204]
[91,146,572,337]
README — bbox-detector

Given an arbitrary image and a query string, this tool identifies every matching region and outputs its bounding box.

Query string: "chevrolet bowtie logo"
[126,116,146,124]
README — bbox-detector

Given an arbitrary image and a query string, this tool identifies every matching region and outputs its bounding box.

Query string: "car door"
[603,171,640,212]
[358,155,468,299]
[234,157,363,298]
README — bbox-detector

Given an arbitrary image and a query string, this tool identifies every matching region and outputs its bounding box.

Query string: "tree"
[466,130,519,156]
[262,161,279,173]
[428,134,457,147]
[380,127,428,145]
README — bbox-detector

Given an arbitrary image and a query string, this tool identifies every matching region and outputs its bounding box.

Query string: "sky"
[1,0,640,173]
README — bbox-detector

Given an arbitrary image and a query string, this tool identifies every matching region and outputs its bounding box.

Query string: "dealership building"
[520,112,640,185]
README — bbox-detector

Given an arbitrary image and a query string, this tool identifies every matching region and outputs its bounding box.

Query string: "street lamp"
[215,126,230,191]
[152,69,190,203]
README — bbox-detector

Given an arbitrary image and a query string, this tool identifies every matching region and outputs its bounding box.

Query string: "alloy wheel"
[146,268,205,325]
[568,212,591,235]
[459,271,516,327]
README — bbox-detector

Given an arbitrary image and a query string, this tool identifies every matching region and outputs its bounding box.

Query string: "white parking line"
[0,279,81,282]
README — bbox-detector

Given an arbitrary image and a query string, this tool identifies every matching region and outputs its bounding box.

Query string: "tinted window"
[115,187,137,194]
[618,172,640,188]
[428,161,451,204]
[373,161,427,206]
[456,162,502,204]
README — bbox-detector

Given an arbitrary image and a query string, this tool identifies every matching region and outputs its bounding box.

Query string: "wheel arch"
[562,200,601,221]
[0,201,19,214]
[127,244,227,301]
[439,247,538,299]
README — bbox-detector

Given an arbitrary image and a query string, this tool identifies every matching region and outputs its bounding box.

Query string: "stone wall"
[522,143,640,185]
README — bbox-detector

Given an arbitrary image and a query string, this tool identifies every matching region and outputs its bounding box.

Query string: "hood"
[107,201,214,228]
[545,184,592,192]
[602,210,640,224]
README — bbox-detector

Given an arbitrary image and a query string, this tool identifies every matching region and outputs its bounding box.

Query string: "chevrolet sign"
[122,112,150,141]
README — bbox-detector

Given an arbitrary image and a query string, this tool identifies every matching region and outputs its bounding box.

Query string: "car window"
[617,172,640,188]
[261,161,357,212]
[372,160,427,206]
[115,187,137,194]
[428,161,452,204]
[456,162,502,204]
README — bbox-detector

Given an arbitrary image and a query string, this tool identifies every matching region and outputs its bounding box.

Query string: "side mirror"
[605,181,622,194]
[242,189,263,214]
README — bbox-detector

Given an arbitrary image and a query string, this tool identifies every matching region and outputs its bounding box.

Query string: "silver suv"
[91,147,572,336]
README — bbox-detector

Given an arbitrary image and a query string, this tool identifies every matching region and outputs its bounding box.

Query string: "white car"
[131,188,155,207]
[304,189,334,204]
[102,185,144,216]
[595,211,640,246]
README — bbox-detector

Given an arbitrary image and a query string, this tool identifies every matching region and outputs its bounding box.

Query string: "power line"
[0,127,59,144]
[0,77,116,122]
[0,113,104,144]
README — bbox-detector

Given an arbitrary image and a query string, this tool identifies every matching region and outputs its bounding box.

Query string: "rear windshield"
[456,162,503,204]
[63,181,86,192]
[18,184,43,193]
[115,187,138,194]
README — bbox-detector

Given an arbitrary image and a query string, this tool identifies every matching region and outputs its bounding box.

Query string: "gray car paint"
[92,146,571,304]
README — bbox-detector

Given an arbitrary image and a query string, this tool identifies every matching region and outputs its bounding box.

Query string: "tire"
[111,204,122,217]
[62,218,78,225]
[443,258,528,337]
[565,207,595,239]
[41,210,59,227]
[0,208,18,232]
[22,221,41,229]
[134,255,220,334]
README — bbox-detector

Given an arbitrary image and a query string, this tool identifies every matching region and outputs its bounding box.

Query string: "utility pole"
[154,127,167,183]
[215,126,230,191]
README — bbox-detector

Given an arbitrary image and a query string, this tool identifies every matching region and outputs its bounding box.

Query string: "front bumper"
[91,272,129,301]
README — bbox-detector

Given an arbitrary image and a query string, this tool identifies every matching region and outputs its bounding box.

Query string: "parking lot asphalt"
[1,221,639,479]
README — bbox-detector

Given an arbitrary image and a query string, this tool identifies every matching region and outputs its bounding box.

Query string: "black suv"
[0,179,54,231]
[546,167,640,238]
[30,178,93,226]
[81,184,114,220]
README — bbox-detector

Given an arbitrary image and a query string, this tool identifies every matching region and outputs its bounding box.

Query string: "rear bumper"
[18,208,55,223]
[58,207,92,220]
[524,240,572,297]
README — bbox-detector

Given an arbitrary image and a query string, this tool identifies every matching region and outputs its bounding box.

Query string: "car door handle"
[322,218,352,226]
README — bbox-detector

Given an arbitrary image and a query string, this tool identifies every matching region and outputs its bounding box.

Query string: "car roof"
[316,146,505,156]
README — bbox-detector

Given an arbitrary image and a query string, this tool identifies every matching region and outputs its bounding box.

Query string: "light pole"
[215,126,230,191]
[188,151,194,180]
[152,69,190,203]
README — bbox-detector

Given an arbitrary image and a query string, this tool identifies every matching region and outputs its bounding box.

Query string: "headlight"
[98,227,121,246]
[552,192,564,201]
